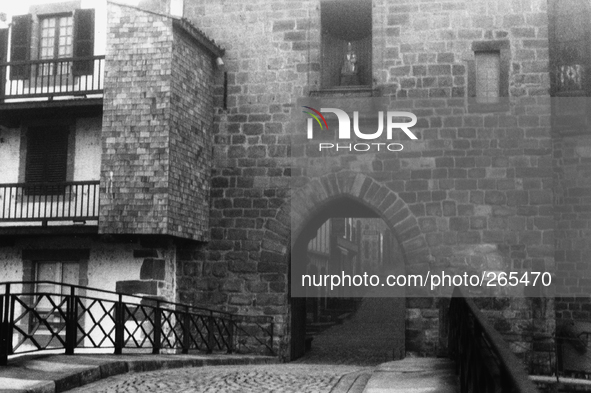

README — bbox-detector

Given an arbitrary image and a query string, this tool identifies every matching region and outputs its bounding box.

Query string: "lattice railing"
[0,282,274,365]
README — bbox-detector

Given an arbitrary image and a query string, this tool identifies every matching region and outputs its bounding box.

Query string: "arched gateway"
[265,170,438,360]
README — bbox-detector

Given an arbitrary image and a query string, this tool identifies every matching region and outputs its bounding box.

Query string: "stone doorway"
[289,196,406,364]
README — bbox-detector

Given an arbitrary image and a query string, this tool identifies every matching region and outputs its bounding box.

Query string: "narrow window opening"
[223,71,228,110]
[475,51,500,104]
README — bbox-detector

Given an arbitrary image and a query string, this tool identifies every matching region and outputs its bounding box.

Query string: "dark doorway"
[290,197,406,364]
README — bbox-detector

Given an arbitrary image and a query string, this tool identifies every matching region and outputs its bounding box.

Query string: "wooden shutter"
[0,28,7,99]
[0,28,7,63]
[9,14,32,80]
[72,9,94,76]
[25,127,69,194]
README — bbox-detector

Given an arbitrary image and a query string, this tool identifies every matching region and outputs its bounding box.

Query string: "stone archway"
[262,170,435,361]
[283,170,432,272]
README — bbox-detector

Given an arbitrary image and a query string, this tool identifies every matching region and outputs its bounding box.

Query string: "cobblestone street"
[67,364,364,393]
[296,296,406,367]
[67,296,404,392]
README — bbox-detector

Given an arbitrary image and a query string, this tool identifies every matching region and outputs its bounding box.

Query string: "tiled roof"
[172,17,225,58]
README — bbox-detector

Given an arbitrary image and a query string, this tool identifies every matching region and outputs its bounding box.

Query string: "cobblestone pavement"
[296,296,406,366]
[67,296,403,392]
[67,364,364,393]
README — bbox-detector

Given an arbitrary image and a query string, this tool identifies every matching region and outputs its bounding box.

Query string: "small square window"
[475,52,500,104]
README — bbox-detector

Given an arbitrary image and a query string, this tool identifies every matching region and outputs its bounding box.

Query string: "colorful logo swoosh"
[302,106,329,130]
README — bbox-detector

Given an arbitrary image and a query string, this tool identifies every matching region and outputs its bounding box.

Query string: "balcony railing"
[0,181,99,224]
[0,56,105,102]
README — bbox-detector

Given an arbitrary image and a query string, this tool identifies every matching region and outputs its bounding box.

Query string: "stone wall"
[168,22,215,241]
[177,0,554,359]
[548,0,591,324]
[99,3,174,236]
[99,3,214,241]
[372,0,555,361]
[180,0,319,360]
[554,134,591,321]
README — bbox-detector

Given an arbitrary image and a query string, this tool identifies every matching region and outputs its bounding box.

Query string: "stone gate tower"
[173,0,557,362]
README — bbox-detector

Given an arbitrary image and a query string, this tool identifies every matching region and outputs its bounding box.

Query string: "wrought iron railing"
[0,181,99,223]
[448,287,540,393]
[0,56,104,101]
[0,281,275,365]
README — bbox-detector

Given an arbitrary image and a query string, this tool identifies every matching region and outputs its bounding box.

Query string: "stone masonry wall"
[373,0,555,361]
[554,134,591,321]
[100,3,174,236]
[180,0,554,359]
[168,23,214,241]
[100,3,212,241]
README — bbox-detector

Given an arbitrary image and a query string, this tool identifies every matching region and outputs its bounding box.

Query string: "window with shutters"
[72,10,95,76]
[25,126,69,195]
[9,9,95,80]
[9,14,32,80]
[39,14,74,76]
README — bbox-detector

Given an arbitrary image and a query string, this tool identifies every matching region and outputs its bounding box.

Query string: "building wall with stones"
[168,21,216,241]
[99,3,215,241]
[174,0,555,361]
[554,134,591,322]
[548,0,591,331]
[99,3,174,236]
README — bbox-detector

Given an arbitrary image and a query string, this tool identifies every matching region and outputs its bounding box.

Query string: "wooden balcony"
[0,181,99,225]
[0,56,105,103]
